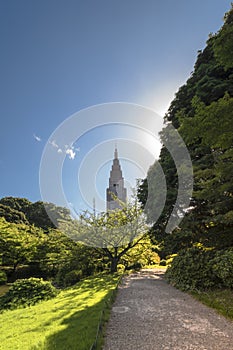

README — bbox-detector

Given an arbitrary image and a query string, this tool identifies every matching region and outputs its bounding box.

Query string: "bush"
[63,270,82,287]
[211,249,233,288]
[0,270,7,285]
[165,246,219,291]
[0,277,58,310]
[159,259,167,266]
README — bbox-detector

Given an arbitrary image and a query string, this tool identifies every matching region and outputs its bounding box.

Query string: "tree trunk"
[110,257,118,273]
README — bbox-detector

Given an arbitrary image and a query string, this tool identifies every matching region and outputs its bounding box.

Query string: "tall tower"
[106,147,127,210]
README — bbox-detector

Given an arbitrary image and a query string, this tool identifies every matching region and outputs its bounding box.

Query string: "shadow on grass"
[43,300,105,350]
[31,274,119,350]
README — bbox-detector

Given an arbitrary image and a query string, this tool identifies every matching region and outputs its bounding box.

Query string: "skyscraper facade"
[106,147,127,210]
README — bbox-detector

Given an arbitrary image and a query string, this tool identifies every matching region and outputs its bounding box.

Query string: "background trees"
[59,199,155,273]
[0,194,156,284]
[0,197,70,230]
[137,5,233,289]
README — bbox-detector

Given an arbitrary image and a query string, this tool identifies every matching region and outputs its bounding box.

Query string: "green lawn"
[192,289,233,321]
[0,273,119,350]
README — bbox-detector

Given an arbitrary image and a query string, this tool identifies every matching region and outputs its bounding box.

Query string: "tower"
[106,147,127,210]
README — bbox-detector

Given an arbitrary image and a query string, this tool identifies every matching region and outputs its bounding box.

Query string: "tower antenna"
[93,197,96,217]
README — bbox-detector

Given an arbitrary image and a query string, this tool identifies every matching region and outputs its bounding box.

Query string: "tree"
[0,197,31,212]
[213,5,233,70]
[25,201,71,230]
[0,197,71,230]
[179,94,233,249]
[0,218,39,272]
[59,199,150,273]
[138,4,233,256]
[0,204,29,224]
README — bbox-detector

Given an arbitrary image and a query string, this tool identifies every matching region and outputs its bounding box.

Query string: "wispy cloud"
[49,140,79,160]
[33,134,42,142]
[49,140,59,148]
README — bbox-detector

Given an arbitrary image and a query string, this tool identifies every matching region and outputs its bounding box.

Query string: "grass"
[0,285,9,296]
[191,288,233,321]
[0,273,120,350]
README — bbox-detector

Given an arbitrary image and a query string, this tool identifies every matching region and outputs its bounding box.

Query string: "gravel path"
[103,269,233,350]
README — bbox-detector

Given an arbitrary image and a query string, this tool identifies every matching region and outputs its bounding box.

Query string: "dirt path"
[103,269,233,350]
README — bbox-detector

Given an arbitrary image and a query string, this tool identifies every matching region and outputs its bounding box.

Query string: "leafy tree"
[0,197,71,230]
[0,197,31,212]
[59,199,150,273]
[213,5,233,70]
[0,218,39,272]
[25,201,71,230]
[179,94,233,249]
[0,204,29,224]
[138,4,233,259]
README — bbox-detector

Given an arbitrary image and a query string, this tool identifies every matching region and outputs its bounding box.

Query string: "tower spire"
[114,144,118,159]
[106,146,127,211]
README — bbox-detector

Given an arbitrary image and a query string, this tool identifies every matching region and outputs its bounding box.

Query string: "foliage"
[0,215,103,284]
[0,218,39,272]
[120,236,160,269]
[159,259,167,266]
[0,197,71,230]
[34,229,75,277]
[54,244,100,287]
[0,277,58,310]
[0,204,29,224]
[0,197,31,213]
[165,247,219,291]
[0,274,119,350]
[26,201,71,230]
[63,270,83,287]
[0,270,7,285]
[213,6,233,70]
[211,249,233,288]
[60,198,150,273]
[138,4,233,259]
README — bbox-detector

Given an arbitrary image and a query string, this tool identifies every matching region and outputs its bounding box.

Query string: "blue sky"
[0,0,231,212]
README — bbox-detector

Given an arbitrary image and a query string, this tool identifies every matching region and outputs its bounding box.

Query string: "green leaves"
[0,278,58,311]
[0,218,40,271]
[213,6,233,70]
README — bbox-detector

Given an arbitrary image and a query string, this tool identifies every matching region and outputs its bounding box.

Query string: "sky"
[0,0,232,214]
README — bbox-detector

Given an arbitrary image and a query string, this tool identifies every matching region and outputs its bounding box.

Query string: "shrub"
[117,264,125,273]
[0,270,7,285]
[159,259,167,266]
[63,270,83,287]
[165,246,219,291]
[0,277,58,310]
[211,249,233,288]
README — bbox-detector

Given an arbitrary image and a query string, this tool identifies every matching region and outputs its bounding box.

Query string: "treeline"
[0,197,70,229]
[138,5,233,290]
[0,196,159,287]
[0,197,103,286]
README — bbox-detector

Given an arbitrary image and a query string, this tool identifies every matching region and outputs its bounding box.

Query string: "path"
[103,269,233,350]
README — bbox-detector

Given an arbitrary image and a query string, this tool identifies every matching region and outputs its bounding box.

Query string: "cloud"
[33,134,42,142]
[66,148,76,160]
[49,140,59,148]
[49,140,79,159]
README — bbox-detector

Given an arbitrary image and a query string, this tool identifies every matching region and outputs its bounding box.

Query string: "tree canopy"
[138,5,233,257]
